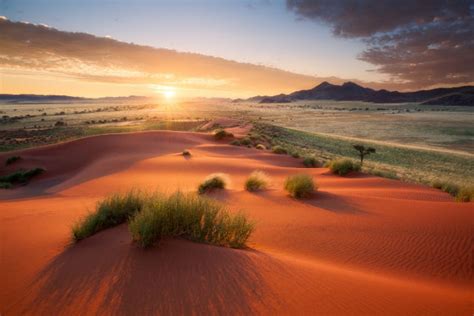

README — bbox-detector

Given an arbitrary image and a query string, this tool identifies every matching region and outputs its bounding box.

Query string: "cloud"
[287,0,474,89]
[0,18,319,97]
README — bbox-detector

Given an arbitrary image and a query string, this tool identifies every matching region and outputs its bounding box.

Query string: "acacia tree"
[353,145,376,166]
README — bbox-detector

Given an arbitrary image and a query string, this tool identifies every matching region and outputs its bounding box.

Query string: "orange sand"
[1,131,472,315]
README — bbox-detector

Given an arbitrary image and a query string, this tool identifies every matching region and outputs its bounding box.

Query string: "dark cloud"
[287,0,474,89]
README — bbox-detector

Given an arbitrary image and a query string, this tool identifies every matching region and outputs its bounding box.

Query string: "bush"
[198,173,228,194]
[72,190,145,241]
[272,145,287,154]
[0,167,45,185]
[240,137,252,146]
[182,150,191,157]
[284,174,316,198]
[303,156,318,168]
[129,191,254,248]
[230,140,241,146]
[455,186,474,202]
[214,128,233,140]
[291,151,300,158]
[255,144,266,150]
[0,182,12,189]
[431,180,459,196]
[6,156,21,165]
[245,171,269,192]
[327,159,360,176]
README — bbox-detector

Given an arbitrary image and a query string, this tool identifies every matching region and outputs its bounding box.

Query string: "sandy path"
[1,131,472,315]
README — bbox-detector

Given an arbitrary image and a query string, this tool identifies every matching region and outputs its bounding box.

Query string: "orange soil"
[0,131,473,315]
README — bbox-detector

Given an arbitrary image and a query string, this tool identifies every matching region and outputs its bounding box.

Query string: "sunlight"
[152,85,177,100]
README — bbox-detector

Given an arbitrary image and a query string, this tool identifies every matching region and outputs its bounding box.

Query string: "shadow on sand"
[9,225,286,315]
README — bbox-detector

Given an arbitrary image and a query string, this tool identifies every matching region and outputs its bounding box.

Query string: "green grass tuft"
[327,159,360,176]
[129,191,254,248]
[72,190,145,241]
[0,167,45,186]
[303,156,319,168]
[245,171,269,192]
[284,174,316,199]
[198,173,228,194]
[272,145,287,154]
[214,128,233,140]
[6,156,21,165]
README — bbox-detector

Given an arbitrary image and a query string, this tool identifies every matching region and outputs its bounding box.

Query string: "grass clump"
[214,128,233,140]
[303,156,319,168]
[129,191,255,248]
[0,182,12,189]
[455,186,474,202]
[230,139,241,146]
[284,174,316,198]
[6,156,21,165]
[240,137,252,146]
[182,150,191,157]
[72,190,145,241]
[431,180,460,196]
[245,171,269,192]
[0,167,45,186]
[198,173,229,194]
[291,151,300,158]
[327,159,360,176]
[272,145,287,154]
[255,144,266,150]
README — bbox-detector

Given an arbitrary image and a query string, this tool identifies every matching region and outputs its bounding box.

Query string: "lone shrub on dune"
[182,150,191,157]
[198,173,229,194]
[6,156,21,166]
[272,145,287,154]
[284,174,316,198]
[327,159,360,176]
[129,191,254,248]
[72,190,144,241]
[245,171,269,192]
[303,156,319,168]
[214,128,233,140]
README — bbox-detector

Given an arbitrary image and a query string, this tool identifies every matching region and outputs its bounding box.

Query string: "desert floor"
[0,130,472,315]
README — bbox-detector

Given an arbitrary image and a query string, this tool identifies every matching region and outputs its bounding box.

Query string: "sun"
[152,85,177,100]
[162,89,176,99]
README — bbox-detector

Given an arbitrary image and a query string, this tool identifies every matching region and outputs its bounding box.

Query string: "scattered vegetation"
[245,171,269,192]
[431,180,474,202]
[256,144,266,150]
[326,159,360,176]
[284,174,316,198]
[5,156,21,165]
[214,128,234,140]
[129,191,254,248]
[303,156,319,168]
[0,167,45,188]
[72,190,144,241]
[272,145,287,154]
[198,173,229,194]
[455,186,474,202]
[353,144,376,166]
[182,150,191,157]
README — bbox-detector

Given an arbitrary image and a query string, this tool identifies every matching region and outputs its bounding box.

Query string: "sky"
[0,0,473,98]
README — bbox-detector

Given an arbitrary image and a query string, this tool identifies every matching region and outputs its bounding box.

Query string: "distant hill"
[247,82,474,105]
[0,94,149,103]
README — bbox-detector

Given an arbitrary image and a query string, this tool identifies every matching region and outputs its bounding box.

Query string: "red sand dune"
[0,131,473,315]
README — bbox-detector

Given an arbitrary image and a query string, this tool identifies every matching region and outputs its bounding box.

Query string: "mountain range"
[247,82,474,105]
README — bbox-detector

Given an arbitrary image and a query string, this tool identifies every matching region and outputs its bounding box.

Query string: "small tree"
[353,144,375,166]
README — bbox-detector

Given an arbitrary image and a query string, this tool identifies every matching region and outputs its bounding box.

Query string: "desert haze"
[1,1,473,315]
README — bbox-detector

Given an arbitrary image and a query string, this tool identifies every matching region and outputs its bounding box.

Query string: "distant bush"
[0,182,12,189]
[352,144,376,166]
[245,171,269,192]
[240,137,252,146]
[431,180,459,196]
[6,156,21,166]
[214,128,233,140]
[72,190,144,241]
[272,145,287,154]
[303,156,318,168]
[255,144,266,150]
[129,191,254,248]
[230,140,241,146]
[327,159,360,176]
[198,173,229,194]
[54,120,66,127]
[291,151,300,158]
[0,167,45,186]
[455,186,474,202]
[284,174,316,198]
[182,150,191,157]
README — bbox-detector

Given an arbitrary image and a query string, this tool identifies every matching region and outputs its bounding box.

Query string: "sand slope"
[1,131,472,315]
